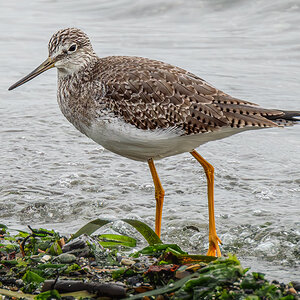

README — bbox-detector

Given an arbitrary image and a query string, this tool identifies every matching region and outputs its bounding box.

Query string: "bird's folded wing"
[96,56,281,134]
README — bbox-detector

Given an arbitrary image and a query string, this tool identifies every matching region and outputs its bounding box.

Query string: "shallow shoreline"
[0,222,299,299]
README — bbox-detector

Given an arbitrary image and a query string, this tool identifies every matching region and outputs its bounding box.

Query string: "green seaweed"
[22,270,45,293]
[72,218,162,245]
[98,233,136,248]
[0,222,298,300]
[34,289,61,300]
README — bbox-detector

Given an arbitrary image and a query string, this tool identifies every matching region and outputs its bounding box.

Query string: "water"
[1,0,299,282]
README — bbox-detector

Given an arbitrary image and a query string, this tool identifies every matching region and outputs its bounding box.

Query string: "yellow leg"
[190,150,222,257]
[148,159,165,238]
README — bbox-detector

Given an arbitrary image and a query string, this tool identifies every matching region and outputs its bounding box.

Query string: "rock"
[116,253,123,263]
[62,239,90,257]
[90,261,98,267]
[56,253,76,264]
[41,255,52,263]
[288,287,297,294]
[127,275,143,286]
[120,258,135,266]
[15,279,24,287]
[62,239,86,253]
[291,281,300,292]
[175,265,191,279]
[175,270,191,279]
[41,279,126,297]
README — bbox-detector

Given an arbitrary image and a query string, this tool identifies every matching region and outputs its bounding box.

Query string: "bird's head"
[8,28,95,91]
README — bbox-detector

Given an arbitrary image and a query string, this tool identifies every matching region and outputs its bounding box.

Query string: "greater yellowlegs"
[8,28,300,257]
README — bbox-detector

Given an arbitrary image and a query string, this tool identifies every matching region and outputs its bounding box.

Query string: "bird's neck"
[57,54,99,79]
[56,56,100,135]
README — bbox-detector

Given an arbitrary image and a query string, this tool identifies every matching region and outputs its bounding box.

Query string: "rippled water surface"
[1,0,299,282]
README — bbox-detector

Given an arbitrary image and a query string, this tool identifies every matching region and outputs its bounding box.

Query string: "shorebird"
[9,28,300,257]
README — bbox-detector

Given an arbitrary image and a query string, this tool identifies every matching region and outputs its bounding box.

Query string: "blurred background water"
[0,0,299,282]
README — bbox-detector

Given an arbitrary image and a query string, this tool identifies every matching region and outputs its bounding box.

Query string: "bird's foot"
[206,233,222,257]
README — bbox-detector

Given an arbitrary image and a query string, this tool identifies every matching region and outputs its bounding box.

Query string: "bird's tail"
[265,110,300,126]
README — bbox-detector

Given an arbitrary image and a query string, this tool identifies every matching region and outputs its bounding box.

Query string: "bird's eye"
[68,44,77,52]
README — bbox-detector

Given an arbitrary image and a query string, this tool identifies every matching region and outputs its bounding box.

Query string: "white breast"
[83,115,247,161]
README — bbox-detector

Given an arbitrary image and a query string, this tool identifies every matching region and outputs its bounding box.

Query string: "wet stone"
[41,254,52,263]
[62,239,86,252]
[116,254,123,263]
[289,287,297,294]
[62,239,90,257]
[133,262,143,269]
[121,258,136,266]
[15,279,24,287]
[0,277,18,285]
[272,280,280,284]
[56,253,77,263]
[175,270,191,279]
[291,281,300,292]
[127,274,143,286]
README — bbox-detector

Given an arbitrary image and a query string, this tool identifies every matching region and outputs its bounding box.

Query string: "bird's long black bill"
[8,57,54,91]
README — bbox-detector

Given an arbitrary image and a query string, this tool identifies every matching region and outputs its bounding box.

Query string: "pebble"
[291,281,300,292]
[127,275,142,285]
[175,270,190,279]
[41,255,52,263]
[288,287,297,294]
[15,279,24,287]
[62,238,90,257]
[62,239,86,252]
[120,258,135,266]
[116,254,123,263]
[56,253,76,263]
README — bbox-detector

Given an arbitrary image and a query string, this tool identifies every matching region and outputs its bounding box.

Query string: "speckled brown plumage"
[93,55,295,135]
[57,53,299,137]
[48,28,92,56]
